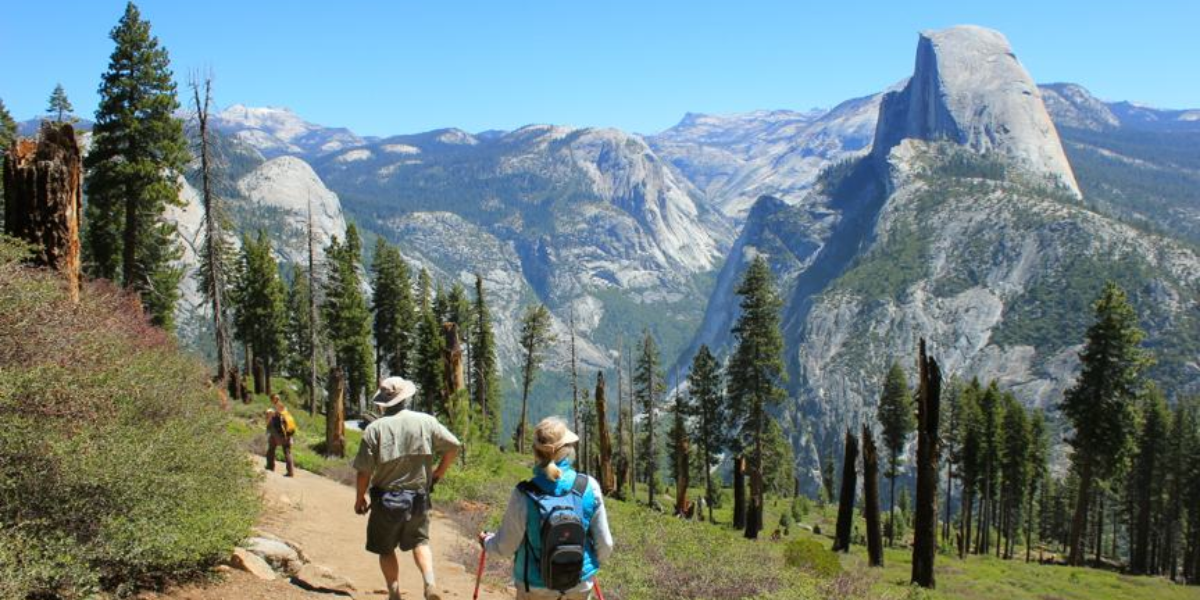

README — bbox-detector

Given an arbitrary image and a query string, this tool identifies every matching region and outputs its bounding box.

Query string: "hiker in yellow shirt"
[265,394,297,477]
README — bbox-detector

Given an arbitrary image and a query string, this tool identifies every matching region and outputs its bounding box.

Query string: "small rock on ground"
[292,563,356,595]
[230,547,277,581]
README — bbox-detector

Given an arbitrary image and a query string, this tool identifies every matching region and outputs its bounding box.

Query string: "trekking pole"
[472,545,487,600]
[593,578,606,600]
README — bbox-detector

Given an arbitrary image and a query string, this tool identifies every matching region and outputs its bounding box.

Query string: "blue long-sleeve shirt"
[484,463,613,589]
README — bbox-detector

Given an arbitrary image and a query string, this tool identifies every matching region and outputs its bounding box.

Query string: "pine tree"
[999,393,1031,559]
[1062,282,1148,566]
[0,99,15,148]
[635,330,665,507]
[1026,409,1049,563]
[762,417,795,497]
[957,379,984,557]
[879,362,915,547]
[47,83,75,123]
[285,263,322,390]
[84,2,189,329]
[322,225,374,414]
[1130,385,1170,574]
[688,344,727,523]
[1,98,19,239]
[471,274,502,441]
[231,231,287,396]
[370,239,415,380]
[415,280,447,415]
[515,303,553,453]
[727,256,786,540]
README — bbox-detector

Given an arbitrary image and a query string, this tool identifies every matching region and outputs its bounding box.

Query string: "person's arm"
[351,429,376,515]
[588,479,614,562]
[355,471,371,515]
[431,446,458,486]
[483,488,527,557]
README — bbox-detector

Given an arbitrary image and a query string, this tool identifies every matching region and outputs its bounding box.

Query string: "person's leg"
[412,543,440,599]
[283,436,295,476]
[378,550,401,600]
[265,435,277,471]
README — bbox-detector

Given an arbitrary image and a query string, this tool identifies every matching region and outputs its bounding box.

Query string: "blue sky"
[3,1,1197,137]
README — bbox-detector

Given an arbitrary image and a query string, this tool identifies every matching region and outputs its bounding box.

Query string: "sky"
[3,1,1198,137]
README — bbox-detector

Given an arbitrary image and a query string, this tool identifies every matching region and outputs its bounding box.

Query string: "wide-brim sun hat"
[371,376,417,408]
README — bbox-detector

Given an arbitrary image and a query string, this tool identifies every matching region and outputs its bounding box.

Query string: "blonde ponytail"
[533,416,578,481]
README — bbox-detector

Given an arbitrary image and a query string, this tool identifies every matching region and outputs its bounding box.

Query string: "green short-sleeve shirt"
[352,409,461,491]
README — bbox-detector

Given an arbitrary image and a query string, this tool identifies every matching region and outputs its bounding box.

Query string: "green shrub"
[0,240,258,597]
[783,539,842,579]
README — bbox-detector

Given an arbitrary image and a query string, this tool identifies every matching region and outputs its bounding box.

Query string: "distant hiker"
[479,417,613,600]
[353,377,460,600]
[265,394,297,477]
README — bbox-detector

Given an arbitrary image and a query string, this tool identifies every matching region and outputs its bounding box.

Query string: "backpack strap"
[570,473,589,497]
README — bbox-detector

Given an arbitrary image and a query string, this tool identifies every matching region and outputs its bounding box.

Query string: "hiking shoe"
[424,583,442,600]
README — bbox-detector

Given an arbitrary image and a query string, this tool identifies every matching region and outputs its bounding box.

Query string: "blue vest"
[514,462,600,588]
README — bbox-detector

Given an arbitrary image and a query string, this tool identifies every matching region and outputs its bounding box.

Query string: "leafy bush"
[783,539,842,579]
[0,239,258,597]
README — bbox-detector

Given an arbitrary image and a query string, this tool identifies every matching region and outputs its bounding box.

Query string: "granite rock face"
[873,26,1080,196]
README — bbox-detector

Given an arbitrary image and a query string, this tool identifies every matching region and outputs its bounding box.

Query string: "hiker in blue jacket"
[480,417,613,599]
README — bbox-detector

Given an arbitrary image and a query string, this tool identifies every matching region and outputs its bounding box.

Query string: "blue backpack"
[517,474,590,592]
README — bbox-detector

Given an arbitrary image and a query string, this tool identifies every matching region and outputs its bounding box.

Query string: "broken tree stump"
[325,368,346,458]
[2,122,83,302]
[911,338,942,588]
[833,428,859,553]
[595,372,616,495]
[862,425,884,567]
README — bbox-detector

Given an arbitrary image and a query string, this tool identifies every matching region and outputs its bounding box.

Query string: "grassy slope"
[226,382,1194,600]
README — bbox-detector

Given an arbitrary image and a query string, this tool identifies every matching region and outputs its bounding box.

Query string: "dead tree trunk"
[863,425,884,566]
[911,338,942,589]
[443,322,465,394]
[325,368,346,458]
[596,372,616,494]
[253,357,266,395]
[674,403,690,517]
[733,455,747,529]
[833,428,859,552]
[3,122,82,301]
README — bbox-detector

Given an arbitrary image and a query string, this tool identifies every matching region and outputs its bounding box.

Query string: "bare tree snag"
[833,428,859,552]
[863,425,884,566]
[442,322,465,394]
[3,122,82,301]
[596,372,616,494]
[733,454,747,529]
[674,404,690,517]
[190,75,234,396]
[911,338,942,588]
[325,368,346,458]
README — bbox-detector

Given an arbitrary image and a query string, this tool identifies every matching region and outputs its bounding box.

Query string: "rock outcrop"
[873,26,1080,196]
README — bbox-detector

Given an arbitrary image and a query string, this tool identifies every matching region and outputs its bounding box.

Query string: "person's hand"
[478,531,493,548]
[355,495,370,515]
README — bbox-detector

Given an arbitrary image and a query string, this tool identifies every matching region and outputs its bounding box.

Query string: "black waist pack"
[370,488,428,520]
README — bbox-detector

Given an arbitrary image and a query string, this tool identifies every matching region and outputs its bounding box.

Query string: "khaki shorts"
[366,505,430,554]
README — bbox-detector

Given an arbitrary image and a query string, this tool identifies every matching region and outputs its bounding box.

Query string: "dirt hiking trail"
[157,464,515,600]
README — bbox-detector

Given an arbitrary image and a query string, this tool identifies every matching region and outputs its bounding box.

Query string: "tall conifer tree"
[322,225,374,413]
[232,231,287,395]
[84,2,189,329]
[727,256,786,539]
[1062,282,1147,566]
[370,239,415,379]
[471,274,502,441]
[879,362,916,546]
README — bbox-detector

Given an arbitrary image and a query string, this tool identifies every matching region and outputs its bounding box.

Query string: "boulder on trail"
[292,563,356,595]
[245,536,304,574]
[229,547,277,581]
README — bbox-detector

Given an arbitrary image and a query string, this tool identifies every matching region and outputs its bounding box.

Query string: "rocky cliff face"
[650,93,884,219]
[872,26,1080,196]
[311,123,732,385]
[213,105,366,158]
[685,26,1200,492]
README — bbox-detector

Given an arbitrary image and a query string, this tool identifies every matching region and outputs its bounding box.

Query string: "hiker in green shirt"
[353,376,460,600]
